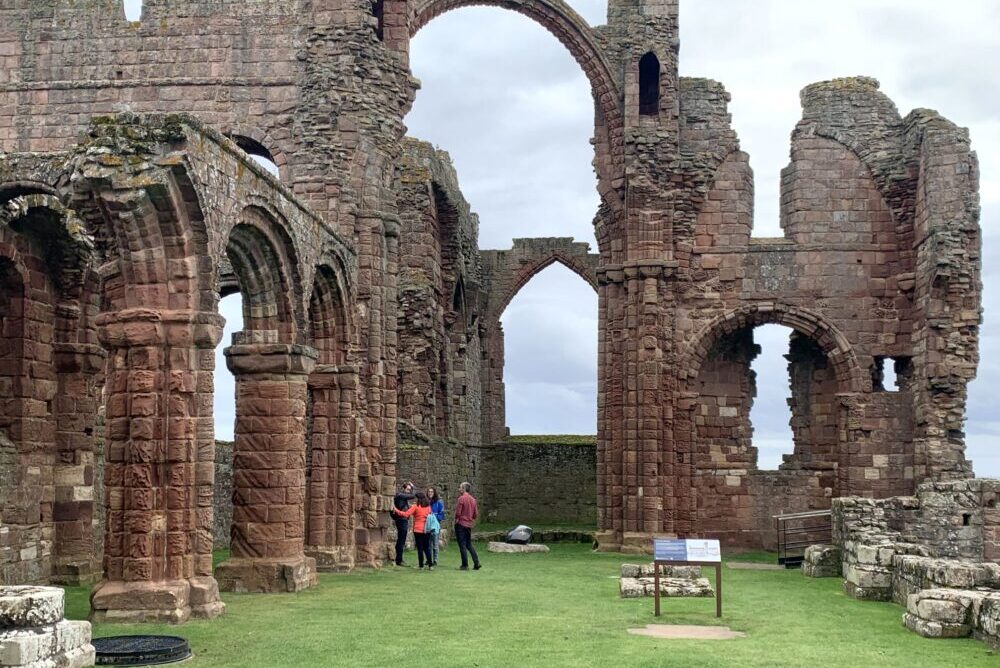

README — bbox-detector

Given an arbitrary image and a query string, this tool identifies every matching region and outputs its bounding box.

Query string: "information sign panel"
[653,538,721,563]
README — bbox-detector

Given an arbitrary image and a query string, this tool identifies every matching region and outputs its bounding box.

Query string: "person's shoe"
[473,564,482,570]
[459,566,469,571]
[428,566,434,571]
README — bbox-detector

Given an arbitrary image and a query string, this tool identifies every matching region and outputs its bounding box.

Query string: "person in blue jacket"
[427,487,446,567]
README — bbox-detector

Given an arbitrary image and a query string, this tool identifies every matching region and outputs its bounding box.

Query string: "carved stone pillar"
[50,339,106,586]
[90,309,225,624]
[304,364,359,572]
[215,343,319,593]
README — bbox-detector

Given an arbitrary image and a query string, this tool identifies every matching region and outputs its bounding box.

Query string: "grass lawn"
[63,544,995,667]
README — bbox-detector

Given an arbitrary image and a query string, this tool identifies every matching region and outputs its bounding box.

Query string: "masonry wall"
[478,442,597,526]
[394,435,598,527]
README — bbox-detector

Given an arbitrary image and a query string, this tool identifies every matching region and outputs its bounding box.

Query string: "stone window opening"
[372,0,385,41]
[962,513,972,527]
[872,356,911,392]
[748,324,796,471]
[228,134,281,179]
[638,52,660,116]
[122,0,142,22]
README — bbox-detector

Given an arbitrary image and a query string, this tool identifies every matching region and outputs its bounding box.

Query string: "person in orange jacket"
[392,491,435,570]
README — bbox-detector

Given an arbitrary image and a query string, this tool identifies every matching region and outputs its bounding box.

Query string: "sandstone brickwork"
[0,0,984,624]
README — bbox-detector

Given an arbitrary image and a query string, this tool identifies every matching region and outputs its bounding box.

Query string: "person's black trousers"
[414,532,433,568]
[394,518,409,564]
[455,524,480,568]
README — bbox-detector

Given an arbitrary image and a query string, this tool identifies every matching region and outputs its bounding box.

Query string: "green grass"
[63,544,996,667]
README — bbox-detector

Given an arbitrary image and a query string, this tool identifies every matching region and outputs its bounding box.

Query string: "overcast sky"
[191,0,999,477]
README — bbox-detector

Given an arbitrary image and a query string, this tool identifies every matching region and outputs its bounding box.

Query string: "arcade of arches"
[0,0,983,623]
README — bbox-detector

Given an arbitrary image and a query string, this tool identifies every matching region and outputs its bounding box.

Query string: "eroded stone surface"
[619,577,715,599]
[487,542,549,554]
[0,587,64,628]
[801,545,841,578]
[0,588,93,667]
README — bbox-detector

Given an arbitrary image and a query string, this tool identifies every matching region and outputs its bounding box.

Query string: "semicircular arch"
[686,304,865,394]
[409,0,624,222]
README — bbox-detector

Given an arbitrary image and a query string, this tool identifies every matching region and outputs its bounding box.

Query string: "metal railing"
[774,509,832,566]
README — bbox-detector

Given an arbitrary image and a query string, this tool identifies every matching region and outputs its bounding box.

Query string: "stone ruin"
[0,0,986,625]
[801,480,1000,648]
[618,563,714,599]
[0,587,94,667]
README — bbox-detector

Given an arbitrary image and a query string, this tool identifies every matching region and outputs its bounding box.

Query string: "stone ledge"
[0,587,64,628]
[487,542,549,554]
[619,577,715,599]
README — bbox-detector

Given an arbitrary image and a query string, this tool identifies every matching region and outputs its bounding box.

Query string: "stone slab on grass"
[620,577,714,599]
[627,625,746,640]
[487,542,549,554]
[621,563,701,579]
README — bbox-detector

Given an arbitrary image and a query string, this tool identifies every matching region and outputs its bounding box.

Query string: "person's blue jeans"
[428,529,440,565]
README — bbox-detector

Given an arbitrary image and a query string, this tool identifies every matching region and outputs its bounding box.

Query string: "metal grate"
[93,635,192,666]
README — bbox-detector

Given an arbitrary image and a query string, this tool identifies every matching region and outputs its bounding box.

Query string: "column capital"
[96,309,225,348]
[224,343,319,376]
[308,364,360,390]
[597,259,678,285]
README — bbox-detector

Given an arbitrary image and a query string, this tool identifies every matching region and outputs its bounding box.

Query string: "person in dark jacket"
[393,482,416,566]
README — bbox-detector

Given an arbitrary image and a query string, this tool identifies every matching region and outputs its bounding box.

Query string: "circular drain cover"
[93,636,192,666]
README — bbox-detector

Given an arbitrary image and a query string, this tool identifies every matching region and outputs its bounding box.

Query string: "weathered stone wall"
[394,430,597,527]
[213,442,234,550]
[478,441,597,526]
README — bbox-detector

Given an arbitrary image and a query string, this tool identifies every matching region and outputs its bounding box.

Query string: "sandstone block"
[0,587,64,628]
[486,542,548,553]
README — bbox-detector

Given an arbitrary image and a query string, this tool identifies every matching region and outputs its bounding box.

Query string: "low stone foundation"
[812,480,1000,650]
[0,586,95,667]
[892,555,1000,606]
[801,545,841,578]
[487,542,549,554]
[618,563,714,599]
[903,588,1000,648]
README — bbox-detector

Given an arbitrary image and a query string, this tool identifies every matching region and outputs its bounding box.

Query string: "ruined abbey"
[0,0,984,624]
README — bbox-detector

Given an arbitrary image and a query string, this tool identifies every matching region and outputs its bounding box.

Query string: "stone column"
[50,338,106,586]
[304,364,359,572]
[90,309,225,624]
[215,343,319,593]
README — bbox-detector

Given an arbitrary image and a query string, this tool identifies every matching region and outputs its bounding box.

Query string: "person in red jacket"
[454,482,481,571]
[392,491,435,570]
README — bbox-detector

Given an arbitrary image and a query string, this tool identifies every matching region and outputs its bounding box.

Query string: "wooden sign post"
[652,538,723,618]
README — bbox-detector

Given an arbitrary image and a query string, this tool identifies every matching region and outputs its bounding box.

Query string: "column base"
[89,576,225,624]
[50,559,101,587]
[305,546,355,573]
[215,556,318,593]
[593,530,621,552]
